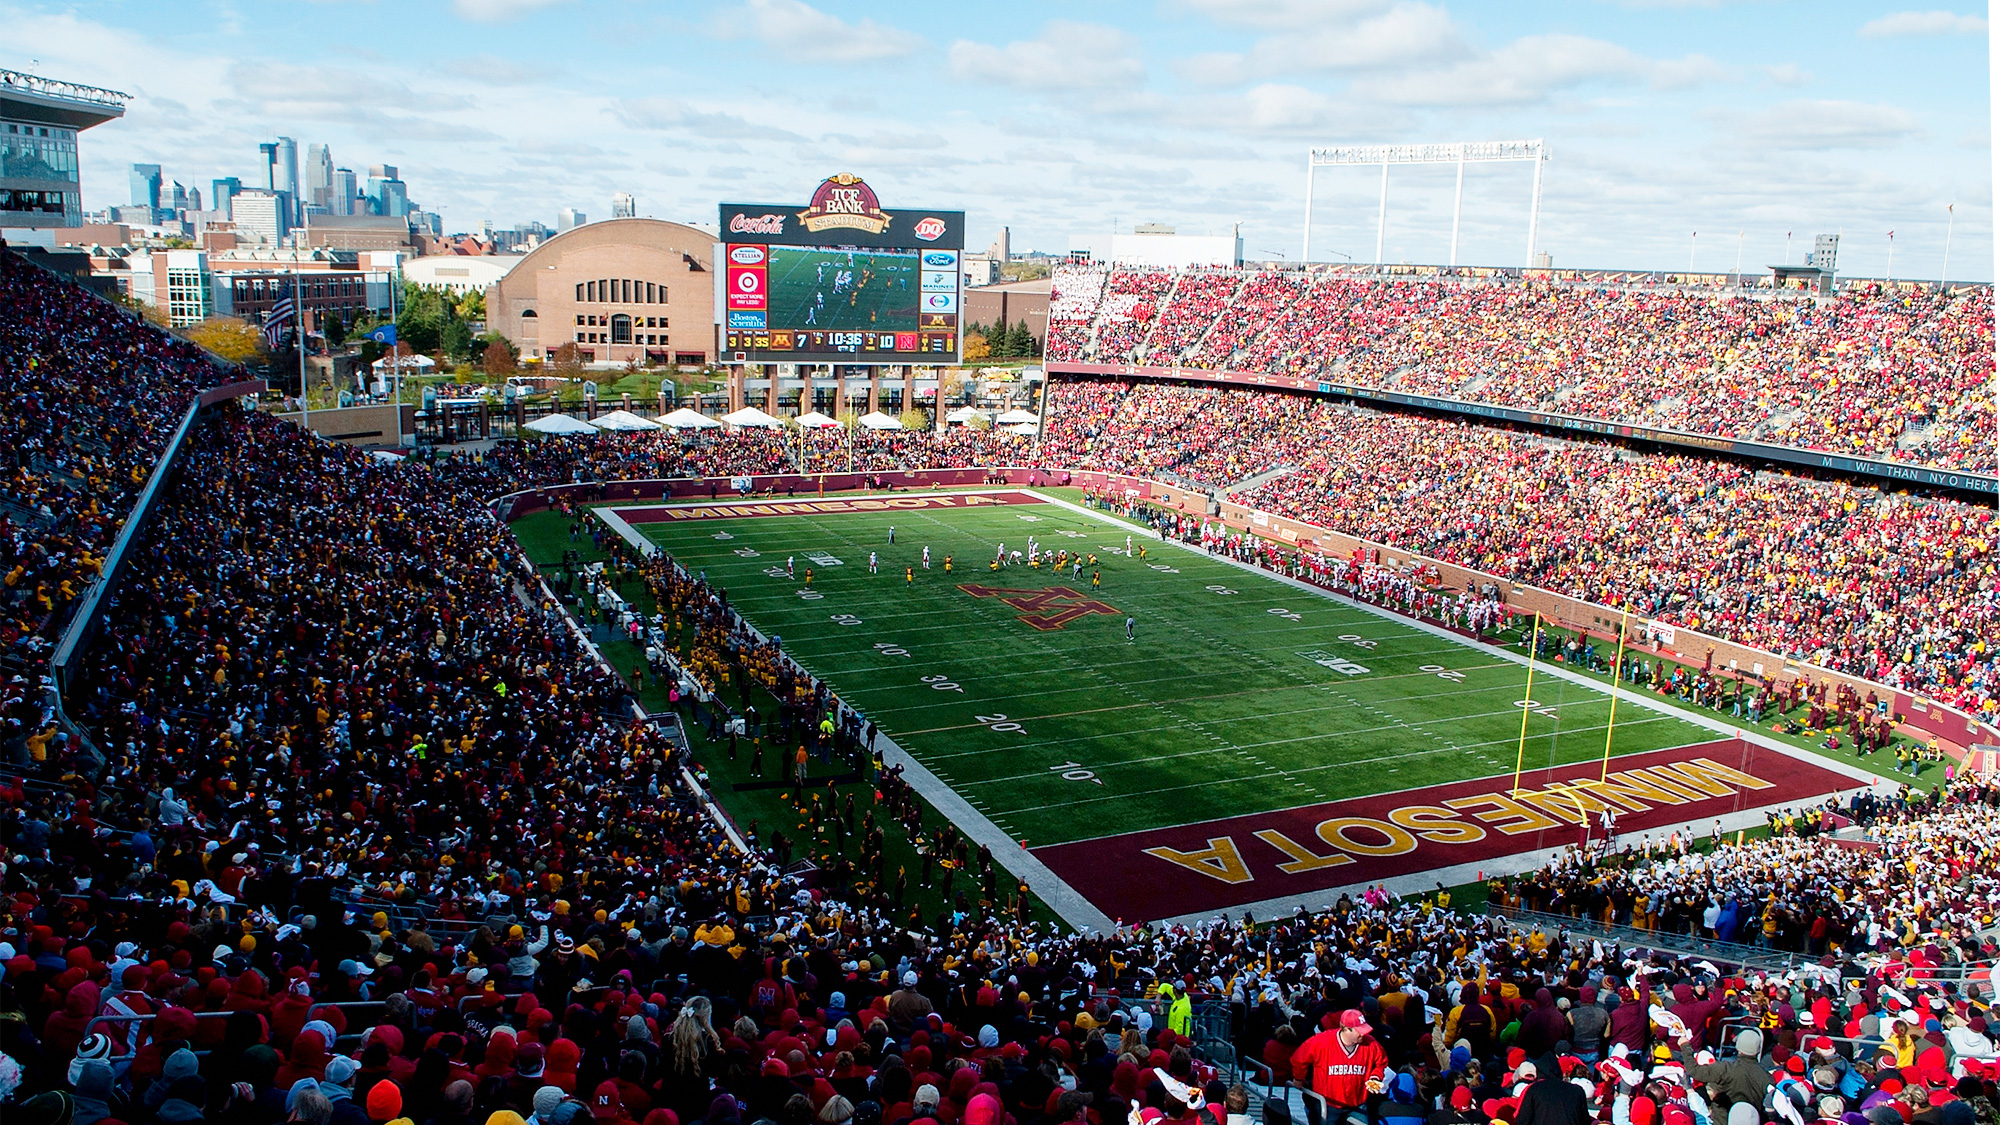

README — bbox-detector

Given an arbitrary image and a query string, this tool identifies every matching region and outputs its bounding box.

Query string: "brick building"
[484,218,715,366]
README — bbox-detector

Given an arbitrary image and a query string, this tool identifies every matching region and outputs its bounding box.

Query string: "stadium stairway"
[1225,464,1299,496]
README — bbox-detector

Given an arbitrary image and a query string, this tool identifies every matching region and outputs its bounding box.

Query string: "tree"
[551,342,584,381]
[323,309,348,349]
[440,317,474,364]
[482,340,515,377]
[1010,320,1039,358]
[962,333,991,361]
[898,407,929,431]
[186,317,265,363]
[454,288,485,322]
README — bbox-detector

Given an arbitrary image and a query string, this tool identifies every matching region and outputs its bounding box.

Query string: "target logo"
[735,271,763,295]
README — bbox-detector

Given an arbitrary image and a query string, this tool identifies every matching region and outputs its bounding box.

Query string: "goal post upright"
[1303,139,1548,267]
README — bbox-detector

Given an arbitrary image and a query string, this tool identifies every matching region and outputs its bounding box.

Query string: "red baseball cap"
[1339,1010,1369,1031]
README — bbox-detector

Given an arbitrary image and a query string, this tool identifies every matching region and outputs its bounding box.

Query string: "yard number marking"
[1419,664,1467,682]
[1268,607,1304,621]
[1513,699,1561,717]
[873,642,912,658]
[920,674,965,693]
[1337,633,1377,649]
[1205,584,1238,595]
[974,713,1026,734]
[1049,761,1105,786]
[734,548,761,558]
[797,589,823,601]
[829,614,863,626]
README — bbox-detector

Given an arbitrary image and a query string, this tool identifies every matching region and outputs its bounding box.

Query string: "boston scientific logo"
[798,173,893,235]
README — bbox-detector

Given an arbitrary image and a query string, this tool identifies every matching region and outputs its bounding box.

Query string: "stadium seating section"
[2,252,1997,1125]
[1045,264,1996,471]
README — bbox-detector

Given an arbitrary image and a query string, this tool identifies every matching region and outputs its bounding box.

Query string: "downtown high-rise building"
[129,163,161,209]
[612,192,635,218]
[304,143,335,212]
[329,168,358,216]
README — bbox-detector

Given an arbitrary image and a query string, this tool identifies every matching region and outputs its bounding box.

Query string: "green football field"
[767,246,921,332]
[612,491,1725,850]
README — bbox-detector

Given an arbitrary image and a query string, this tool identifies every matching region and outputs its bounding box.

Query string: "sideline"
[1029,490,1897,928]
[587,497,1119,933]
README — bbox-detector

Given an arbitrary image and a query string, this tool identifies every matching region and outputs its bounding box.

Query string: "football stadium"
[3,11,1999,1125]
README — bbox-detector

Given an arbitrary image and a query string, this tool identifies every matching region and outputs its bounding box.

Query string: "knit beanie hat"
[368,1080,405,1122]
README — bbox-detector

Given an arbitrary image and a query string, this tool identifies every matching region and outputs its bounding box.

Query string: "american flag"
[262,281,296,351]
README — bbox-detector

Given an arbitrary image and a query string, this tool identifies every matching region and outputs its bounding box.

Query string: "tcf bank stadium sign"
[720,176,965,251]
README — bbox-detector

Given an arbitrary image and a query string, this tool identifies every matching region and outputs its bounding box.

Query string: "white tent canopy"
[794,410,842,429]
[722,406,783,429]
[590,409,663,432]
[996,408,1039,425]
[944,406,988,424]
[857,411,904,431]
[523,413,599,435]
[371,353,436,372]
[660,407,722,430]
[1007,422,1039,436]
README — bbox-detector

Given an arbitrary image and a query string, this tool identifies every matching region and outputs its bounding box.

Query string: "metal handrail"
[1488,904,1804,972]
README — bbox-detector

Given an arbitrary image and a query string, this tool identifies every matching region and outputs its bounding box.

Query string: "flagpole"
[391,262,403,450]
[297,245,310,438]
[301,211,313,435]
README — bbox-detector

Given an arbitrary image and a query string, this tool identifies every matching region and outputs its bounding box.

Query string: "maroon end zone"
[1031,740,1858,922]
[615,491,1044,524]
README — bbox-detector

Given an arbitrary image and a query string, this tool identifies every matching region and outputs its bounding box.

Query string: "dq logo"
[958,584,1121,632]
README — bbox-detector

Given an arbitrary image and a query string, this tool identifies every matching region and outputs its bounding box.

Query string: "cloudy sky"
[7,0,1990,278]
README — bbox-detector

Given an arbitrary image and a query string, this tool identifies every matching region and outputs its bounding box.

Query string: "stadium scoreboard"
[719,175,965,364]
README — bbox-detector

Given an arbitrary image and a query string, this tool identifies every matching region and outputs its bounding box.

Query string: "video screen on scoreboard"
[724,243,959,361]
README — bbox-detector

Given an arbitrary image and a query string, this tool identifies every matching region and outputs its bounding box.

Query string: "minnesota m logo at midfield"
[957,584,1122,631]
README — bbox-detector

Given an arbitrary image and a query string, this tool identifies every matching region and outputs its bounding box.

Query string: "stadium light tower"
[1303,139,1548,268]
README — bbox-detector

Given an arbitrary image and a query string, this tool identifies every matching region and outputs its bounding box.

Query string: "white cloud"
[1352,33,1664,106]
[716,0,924,62]
[949,22,1146,90]
[1858,9,1986,37]
[1762,62,1813,86]
[1733,99,1921,149]
[450,0,570,22]
[1183,1,1467,84]
[1171,0,1393,29]
[611,97,810,142]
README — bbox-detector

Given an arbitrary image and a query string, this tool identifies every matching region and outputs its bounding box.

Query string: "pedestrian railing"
[1488,905,1804,972]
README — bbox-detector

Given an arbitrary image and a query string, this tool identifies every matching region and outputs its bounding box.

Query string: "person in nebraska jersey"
[1291,1009,1387,1124]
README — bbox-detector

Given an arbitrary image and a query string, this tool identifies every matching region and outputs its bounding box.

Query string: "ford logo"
[923,251,955,267]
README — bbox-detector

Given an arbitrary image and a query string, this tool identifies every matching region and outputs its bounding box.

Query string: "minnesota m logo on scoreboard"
[957,585,1122,632]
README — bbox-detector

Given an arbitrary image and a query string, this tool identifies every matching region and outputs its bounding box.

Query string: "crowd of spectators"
[1,251,227,774]
[1045,265,1994,470]
[4,254,1998,1125]
[1499,771,2000,955]
[1035,378,1999,718]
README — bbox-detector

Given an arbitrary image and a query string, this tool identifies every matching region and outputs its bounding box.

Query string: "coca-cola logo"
[912,217,947,242]
[729,213,787,235]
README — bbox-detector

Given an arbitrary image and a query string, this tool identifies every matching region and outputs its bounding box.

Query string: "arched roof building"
[485,218,715,366]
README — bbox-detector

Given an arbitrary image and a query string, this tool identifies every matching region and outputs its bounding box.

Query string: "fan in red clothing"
[1291,1010,1389,1125]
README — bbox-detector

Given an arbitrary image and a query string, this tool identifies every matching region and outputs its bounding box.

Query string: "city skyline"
[3,0,1990,278]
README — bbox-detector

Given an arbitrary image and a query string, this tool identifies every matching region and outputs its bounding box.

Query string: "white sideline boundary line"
[1029,491,1898,928]
[594,488,1893,934]
[589,495,1119,934]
